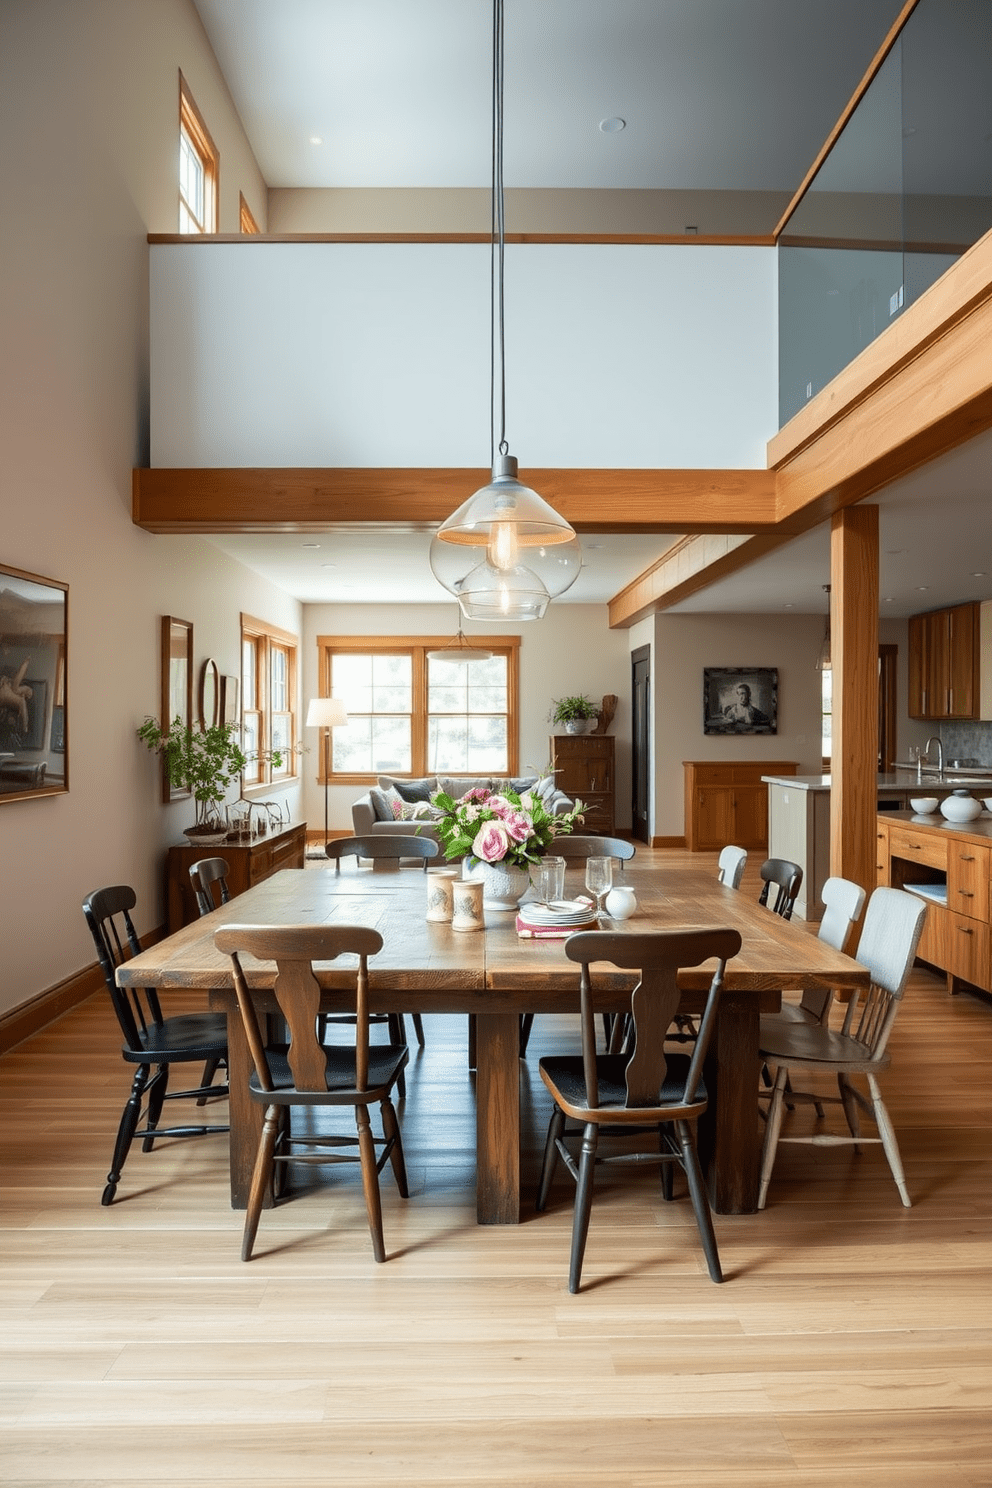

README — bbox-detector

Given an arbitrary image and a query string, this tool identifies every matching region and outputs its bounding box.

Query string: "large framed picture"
[0,563,69,804]
[704,667,778,735]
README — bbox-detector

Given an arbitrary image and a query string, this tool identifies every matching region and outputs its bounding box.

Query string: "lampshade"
[425,613,493,664]
[428,3,580,623]
[305,697,348,728]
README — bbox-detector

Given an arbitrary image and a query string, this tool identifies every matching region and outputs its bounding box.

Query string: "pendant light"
[426,611,493,664]
[815,584,832,671]
[429,0,581,621]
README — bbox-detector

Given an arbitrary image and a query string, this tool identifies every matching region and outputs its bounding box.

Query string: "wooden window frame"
[241,613,299,795]
[316,634,520,785]
[239,192,260,235]
[179,73,219,235]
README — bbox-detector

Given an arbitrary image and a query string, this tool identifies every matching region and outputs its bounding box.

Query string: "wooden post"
[829,506,879,898]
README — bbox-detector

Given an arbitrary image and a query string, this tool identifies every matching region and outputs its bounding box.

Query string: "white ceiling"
[191,0,992,616]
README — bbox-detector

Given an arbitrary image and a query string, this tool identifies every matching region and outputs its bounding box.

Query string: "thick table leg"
[474,1011,521,1224]
[703,992,762,1215]
[211,990,265,1210]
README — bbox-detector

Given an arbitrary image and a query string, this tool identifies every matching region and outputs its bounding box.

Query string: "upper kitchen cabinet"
[908,602,981,720]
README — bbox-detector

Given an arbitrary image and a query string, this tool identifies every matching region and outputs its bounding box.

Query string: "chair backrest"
[188,856,231,917]
[717,844,747,890]
[214,923,385,1094]
[839,887,927,1059]
[563,927,742,1114]
[82,885,164,1049]
[324,835,440,871]
[555,835,635,868]
[758,858,803,919]
[817,875,867,952]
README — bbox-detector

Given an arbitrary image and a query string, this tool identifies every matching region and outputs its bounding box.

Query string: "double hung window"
[242,615,298,789]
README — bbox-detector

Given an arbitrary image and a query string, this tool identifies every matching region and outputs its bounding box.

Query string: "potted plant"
[549,694,599,735]
[138,715,254,844]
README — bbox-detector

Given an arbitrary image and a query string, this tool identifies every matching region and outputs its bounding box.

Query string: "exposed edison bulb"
[488,521,519,573]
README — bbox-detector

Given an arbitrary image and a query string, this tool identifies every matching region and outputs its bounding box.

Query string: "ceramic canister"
[604,885,637,920]
[425,868,459,922]
[451,877,485,932]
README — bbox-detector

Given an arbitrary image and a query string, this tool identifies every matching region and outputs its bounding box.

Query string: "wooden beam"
[608,533,796,629]
[131,467,778,535]
[829,506,879,901]
[147,232,776,247]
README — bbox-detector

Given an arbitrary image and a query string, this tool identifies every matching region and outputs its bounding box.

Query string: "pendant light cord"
[491,0,507,467]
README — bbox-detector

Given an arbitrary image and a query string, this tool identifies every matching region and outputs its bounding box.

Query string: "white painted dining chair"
[716,845,747,890]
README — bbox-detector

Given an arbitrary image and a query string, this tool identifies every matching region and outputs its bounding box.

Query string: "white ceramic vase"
[604,885,637,920]
[478,860,530,910]
[940,792,982,822]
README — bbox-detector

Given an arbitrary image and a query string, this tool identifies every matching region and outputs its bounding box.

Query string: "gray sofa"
[351,773,574,846]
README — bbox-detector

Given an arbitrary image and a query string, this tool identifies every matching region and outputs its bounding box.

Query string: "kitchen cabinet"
[878,812,992,995]
[683,760,797,853]
[166,820,307,931]
[550,734,615,834]
[908,602,979,719]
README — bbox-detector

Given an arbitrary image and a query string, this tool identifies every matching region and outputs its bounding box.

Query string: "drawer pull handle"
[960,855,976,862]
[957,890,974,897]
[957,926,973,935]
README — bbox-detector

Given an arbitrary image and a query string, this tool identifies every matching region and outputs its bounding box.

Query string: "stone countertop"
[880,807,992,838]
[762,771,992,793]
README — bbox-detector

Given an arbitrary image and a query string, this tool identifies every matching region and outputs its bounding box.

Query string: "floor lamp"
[305,697,348,853]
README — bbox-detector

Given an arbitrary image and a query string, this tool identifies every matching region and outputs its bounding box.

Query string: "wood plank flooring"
[2,849,992,1485]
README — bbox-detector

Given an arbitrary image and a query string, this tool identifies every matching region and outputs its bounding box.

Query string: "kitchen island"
[763,771,992,920]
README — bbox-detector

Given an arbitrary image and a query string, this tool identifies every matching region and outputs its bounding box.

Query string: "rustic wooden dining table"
[117,861,869,1223]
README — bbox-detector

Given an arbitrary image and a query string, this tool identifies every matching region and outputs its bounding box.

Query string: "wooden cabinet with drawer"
[878,813,992,996]
[551,734,615,834]
[166,820,307,931]
[683,760,797,852]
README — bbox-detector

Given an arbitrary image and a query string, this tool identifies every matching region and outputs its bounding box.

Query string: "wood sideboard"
[166,820,307,931]
[877,810,992,996]
[551,734,615,834]
[683,760,798,852]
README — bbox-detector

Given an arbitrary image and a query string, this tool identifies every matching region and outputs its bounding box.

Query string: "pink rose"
[500,810,531,843]
[472,820,510,862]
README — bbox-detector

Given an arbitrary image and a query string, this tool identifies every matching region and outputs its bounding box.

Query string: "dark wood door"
[631,645,650,844]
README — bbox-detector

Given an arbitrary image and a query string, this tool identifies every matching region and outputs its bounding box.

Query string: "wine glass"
[584,855,613,916]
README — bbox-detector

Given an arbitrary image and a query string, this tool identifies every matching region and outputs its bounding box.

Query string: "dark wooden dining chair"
[321,835,435,1053]
[758,858,803,919]
[82,885,229,1205]
[325,835,439,873]
[536,925,742,1293]
[188,856,231,916]
[213,922,409,1262]
[554,835,635,869]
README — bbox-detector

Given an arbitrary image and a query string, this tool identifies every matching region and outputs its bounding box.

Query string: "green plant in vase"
[138,715,255,839]
[548,694,599,734]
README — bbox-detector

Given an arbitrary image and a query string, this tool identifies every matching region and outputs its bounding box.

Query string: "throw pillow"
[377,775,436,803]
[369,785,406,821]
[399,801,437,821]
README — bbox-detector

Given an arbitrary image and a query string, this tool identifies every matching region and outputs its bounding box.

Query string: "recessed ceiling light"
[883,596,895,603]
[599,117,626,133]
[915,585,929,591]
[972,571,986,577]
[321,563,337,569]
[309,136,323,146]
[302,542,320,549]
[783,603,794,609]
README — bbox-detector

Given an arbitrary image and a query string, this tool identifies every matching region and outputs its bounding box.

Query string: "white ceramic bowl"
[983,798,992,813]
[940,794,983,822]
[909,797,939,814]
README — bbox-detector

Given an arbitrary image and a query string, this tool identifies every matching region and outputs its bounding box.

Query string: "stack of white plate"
[522,899,596,926]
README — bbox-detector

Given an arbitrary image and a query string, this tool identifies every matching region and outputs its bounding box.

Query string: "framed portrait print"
[161,616,193,803]
[0,563,69,804]
[704,667,778,735]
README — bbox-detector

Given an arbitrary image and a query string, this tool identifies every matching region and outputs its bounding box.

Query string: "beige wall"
[0,0,278,1020]
[299,603,633,835]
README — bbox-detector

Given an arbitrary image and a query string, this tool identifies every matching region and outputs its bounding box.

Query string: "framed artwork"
[161,616,193,803]
[0,562,69,804]
[703,667,778,735]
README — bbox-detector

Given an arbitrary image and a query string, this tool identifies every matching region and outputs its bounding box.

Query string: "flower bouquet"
[429,781,585,869]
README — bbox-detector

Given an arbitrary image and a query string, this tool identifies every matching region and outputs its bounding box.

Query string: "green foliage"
[548,694,598,723]
[137,715,257,826]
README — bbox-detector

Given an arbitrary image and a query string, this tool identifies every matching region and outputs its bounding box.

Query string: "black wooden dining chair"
[536,926,742,1293]
[82,885,229,1205]
[188,856,231,916]
[758,858,803,920]
[214,922,409,1262]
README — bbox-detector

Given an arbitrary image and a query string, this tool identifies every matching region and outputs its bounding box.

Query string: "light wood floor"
[3,849,992,1486]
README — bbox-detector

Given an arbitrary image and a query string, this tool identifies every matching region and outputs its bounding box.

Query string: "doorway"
[631,645,650,844]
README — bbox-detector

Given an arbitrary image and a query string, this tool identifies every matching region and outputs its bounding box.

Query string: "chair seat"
[539,1052,707,1116]
[124,1012,229,1064]
[758,1020,888,1072]
[249,1043,409,1102]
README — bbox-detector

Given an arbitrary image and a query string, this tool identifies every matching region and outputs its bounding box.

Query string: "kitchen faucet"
[924,736,943,775]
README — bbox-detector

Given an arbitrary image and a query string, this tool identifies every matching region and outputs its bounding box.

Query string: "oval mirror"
[198,658,220,730]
